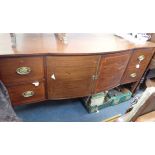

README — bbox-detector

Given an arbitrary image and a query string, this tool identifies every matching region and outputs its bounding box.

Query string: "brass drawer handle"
[22,91,35,98]
[130,73,137,78]
[138,55,145,61]
[16,67,31,75]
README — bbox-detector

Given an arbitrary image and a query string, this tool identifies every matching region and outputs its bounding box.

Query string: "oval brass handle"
[16,67,31,75]
[22,91,34,98]
[130,73,137,78]
[138,55,145,61]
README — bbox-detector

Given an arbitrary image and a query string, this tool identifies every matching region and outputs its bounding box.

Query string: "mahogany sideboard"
[0,33,155,106]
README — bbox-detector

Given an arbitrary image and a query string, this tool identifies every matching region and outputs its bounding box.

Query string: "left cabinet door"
[46,55,100,99]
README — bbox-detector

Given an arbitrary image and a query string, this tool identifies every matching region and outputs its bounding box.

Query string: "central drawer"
[0,57,44,85]
[7,81,45,106]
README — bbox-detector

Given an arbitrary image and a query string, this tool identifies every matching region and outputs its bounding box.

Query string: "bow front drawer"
[0,57,44,85]
[7,81,45,106]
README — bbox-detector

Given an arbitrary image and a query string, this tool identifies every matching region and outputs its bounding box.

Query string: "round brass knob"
[130,73,137,78]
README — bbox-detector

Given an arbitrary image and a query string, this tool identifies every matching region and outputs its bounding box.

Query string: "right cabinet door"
[95,51,131,93]
[121,48,155,84]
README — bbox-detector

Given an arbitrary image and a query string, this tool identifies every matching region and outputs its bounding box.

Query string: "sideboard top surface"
[0,33,155,57]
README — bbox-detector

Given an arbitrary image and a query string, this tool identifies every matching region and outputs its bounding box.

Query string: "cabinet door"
[95,51,131,93]
[47,56,100,99]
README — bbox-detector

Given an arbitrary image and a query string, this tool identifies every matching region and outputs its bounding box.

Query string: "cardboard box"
[82,87,132,113]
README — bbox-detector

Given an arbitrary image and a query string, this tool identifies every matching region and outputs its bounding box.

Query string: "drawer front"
[0,57,44,85]
[121,48,155,84]
[121,67,141,83]
[7,81,45,106]
[95,51,131,92]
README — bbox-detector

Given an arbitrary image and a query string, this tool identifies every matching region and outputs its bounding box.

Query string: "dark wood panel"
[0,57,44,85]
[121,48,155,84]
[47,55,100,99]
[95,51,131,92]
[7,81,45,106]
